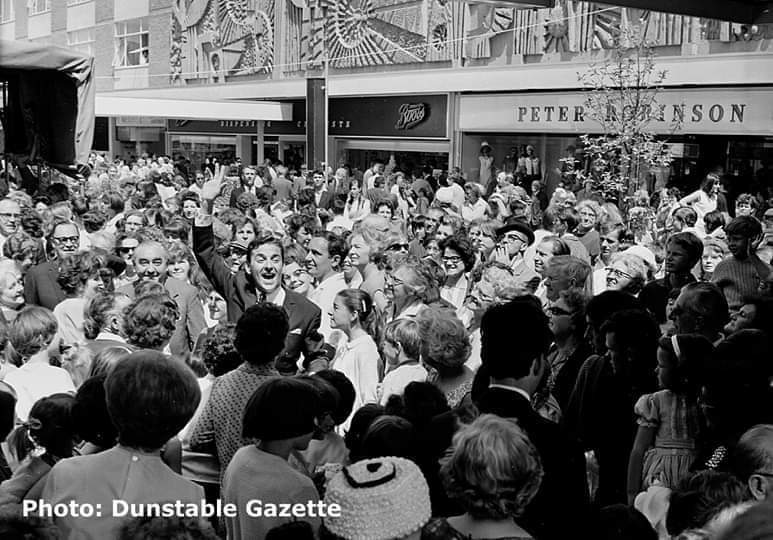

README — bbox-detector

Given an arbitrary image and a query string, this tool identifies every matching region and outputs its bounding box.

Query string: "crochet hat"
[324,457,431,540]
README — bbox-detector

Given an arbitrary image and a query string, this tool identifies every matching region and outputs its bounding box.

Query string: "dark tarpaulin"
[0,39,95,168]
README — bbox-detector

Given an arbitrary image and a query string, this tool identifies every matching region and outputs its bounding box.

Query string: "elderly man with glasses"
[0,199,21,255]
[493,217,540,293]
[24,220,81,310]
[731,424,773,502]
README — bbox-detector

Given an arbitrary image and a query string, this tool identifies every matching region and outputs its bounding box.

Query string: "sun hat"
[323,457,431,540]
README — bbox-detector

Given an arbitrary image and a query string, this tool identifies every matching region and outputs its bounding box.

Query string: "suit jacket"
[24,260,66,310]
[316,189,334,211]
[118,277,205,357]
[193,223,323,373]
[476,387,589,539]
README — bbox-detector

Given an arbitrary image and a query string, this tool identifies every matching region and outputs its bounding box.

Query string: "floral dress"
[635,389,700,490]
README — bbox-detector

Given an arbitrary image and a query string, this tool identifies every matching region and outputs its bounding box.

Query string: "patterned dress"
[635,389,700,490]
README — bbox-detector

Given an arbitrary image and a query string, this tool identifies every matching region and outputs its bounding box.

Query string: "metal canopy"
[95,96,291,121]
[598,0,773,24]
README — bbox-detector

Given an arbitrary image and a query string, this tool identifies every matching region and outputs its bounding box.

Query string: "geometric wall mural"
[171,0,275,84]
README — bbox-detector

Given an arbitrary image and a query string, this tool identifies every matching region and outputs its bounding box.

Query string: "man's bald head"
[732,424,773,501]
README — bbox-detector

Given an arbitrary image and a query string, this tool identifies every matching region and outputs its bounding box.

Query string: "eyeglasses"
[387,243,409,252]
[442,255,462,264]
[53,236,79,246]
[385,275,405,289]
[606,267,633,280]
[547,306,575,317]
[500,233,527,244]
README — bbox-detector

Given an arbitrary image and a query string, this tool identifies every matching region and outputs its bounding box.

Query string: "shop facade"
[327,95,450,176]
[457,87,773,194]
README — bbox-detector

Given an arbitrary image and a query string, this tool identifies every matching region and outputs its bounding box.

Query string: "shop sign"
[328,95,447,138]
[116,116,166,127]
[459,88,773,136]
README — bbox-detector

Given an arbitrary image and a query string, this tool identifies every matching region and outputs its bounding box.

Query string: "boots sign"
[396,103,427,130]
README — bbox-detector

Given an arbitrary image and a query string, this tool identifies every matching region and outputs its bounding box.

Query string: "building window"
[0,0,14,23]
[28,0,51,15]
[68,28,95,57]
[114,18,149,68]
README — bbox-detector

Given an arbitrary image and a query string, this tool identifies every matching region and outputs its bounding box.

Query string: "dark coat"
[24,260,66,310]
[476,387,589,539]
[193,224,323,373]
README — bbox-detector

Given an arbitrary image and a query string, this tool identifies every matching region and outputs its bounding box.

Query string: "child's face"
[656,347,675,389]
[727,234,751,259]
[736,201,753,217]
[701,247,725,274]
[329,296,353,330]
[381,338,400,366]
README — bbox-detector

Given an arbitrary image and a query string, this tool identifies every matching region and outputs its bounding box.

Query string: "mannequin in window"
[478,142,494,191]
[517,145,541,187]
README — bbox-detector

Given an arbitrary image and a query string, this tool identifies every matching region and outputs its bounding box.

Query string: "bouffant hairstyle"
[106,350,200,450]
[439,234,476,273]
[83,292,131,340]
[416,306,471,374]
[442,415,543,520]
[286,213,316,239]
[8,306,58,361]
[234,303,289,365]
[314,370,356,426]
[230,215,258,240]
[72,375,118,450]
[481,296,552,380]
[352,214,391,254]
[123,294,179,350]
[2,232,42,265]
[242,377,320,441]
[57,251,105,295]
[162,218,190,243]
[343,403,385,461]
[374,198,395,215]
[703,210,726,234]
[202,323,242,376]
[166,239,195,267]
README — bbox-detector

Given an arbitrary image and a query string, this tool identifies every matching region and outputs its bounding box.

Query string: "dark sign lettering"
[396,103,427,130]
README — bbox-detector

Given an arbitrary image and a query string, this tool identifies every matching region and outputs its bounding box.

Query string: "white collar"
[265,287,286,307]
[95,331,126,343]
[488,384,531,402]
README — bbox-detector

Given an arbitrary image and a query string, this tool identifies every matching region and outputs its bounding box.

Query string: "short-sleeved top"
[41,446,203,540]
[4,362,75,422]
[189,363,277,476]
[379,363,428,405]
[634,390,700,448]
[223,445,320,540]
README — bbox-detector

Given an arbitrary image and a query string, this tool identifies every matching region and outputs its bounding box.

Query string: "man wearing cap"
[494,217,540,293]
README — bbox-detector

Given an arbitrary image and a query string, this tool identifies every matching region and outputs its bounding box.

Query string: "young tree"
[573,27,680,199]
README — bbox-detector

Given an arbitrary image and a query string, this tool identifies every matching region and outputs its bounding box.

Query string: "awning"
[598,0,773,24]
[95,96,292,121]
[0,39,95,167]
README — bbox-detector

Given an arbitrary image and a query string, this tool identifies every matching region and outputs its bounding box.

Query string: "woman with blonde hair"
[423,415,543,540]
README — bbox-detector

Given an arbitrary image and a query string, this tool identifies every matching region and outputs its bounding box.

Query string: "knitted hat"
[324,457,431,540]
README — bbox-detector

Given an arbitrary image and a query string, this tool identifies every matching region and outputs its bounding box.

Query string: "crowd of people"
[0,152,769,540]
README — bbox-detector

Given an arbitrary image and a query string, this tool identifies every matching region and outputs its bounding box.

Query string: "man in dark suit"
[117,241,205,357]
[311,170,334,211]
[475,297,588,539]
[229,166,260,208]
[24,220,81,310]
[194,178,324,375]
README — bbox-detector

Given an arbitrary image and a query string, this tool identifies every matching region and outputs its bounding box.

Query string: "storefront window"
[170,135,236,175]
[343,149,448,178]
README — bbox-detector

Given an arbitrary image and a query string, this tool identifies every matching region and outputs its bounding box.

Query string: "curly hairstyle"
[123,294,179,350]
[416,306,471,373]
[57,251,105,296]
[236,191,260,214]
[20,208,44,238]
[166,239,196,268]
[202,324,242,377]
[441,414,543,520]
[2,232,42,267]
[439,233,476,273]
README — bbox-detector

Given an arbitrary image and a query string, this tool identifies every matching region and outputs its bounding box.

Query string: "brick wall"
[13,0,26,39]
[148,4,171,89]
[94,22,114,92]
